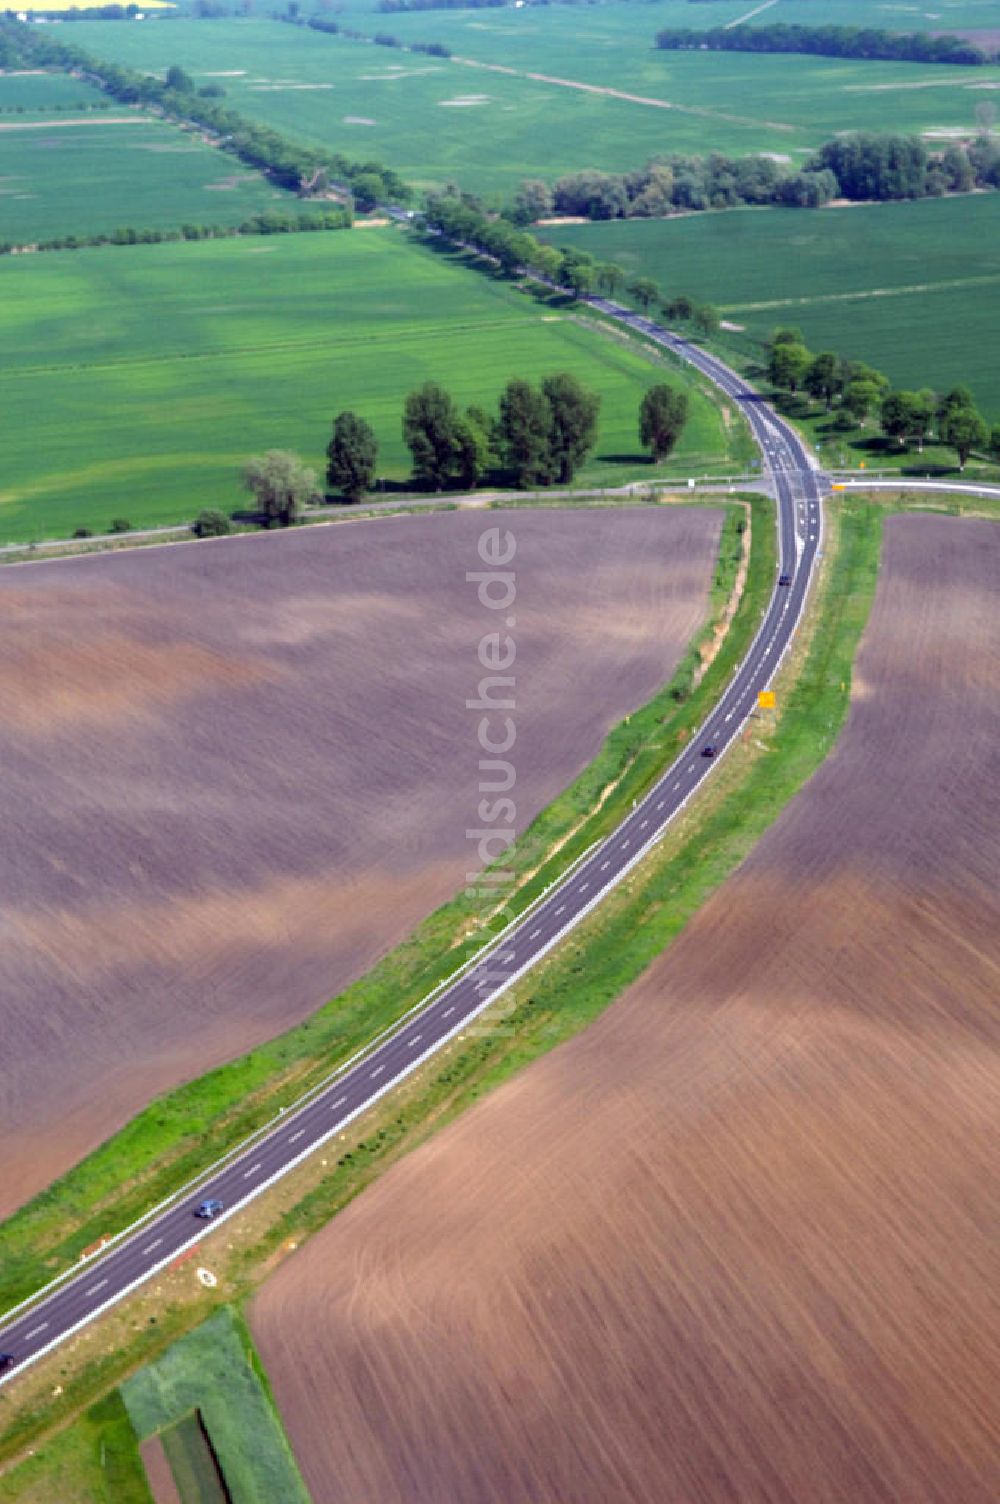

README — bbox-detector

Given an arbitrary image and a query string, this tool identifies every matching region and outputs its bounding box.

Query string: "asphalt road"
[0,308,826,1385]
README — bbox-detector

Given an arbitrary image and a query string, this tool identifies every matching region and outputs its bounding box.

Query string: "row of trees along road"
[766,329,1000,470]
[333,375,687,497]
[240,375,690,520]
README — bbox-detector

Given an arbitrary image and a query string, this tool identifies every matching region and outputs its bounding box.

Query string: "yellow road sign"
[758,690,776,709]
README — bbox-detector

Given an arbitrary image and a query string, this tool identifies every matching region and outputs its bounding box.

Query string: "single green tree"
[879,390,934,451]
[942,405,988,470]
[767,341,811,394]
[640,384,690,462]
[192,508,232,537]
[242,450,317,526]
[989,424,1000,460]
[628,276,660,312]
[403,382,464,491]
[559,251,595,297]
[842,379,881,425]
[327,411,378,502]
[693,302,720,337]
[542,372,601,484]
[804,351,841,409]
[455,404,497,489]
[498,378,554,489]
[165,64,195,94]
[596,262,626,294]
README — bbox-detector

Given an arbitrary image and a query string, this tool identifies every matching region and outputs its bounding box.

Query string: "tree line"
[423,192,719,333]
[291,15,452,60]
[0,206,351,258]
[0,18,411,212]
[512,132,1000,223]
[654,23,997,67]
[765,330,1000,471]
[224,374,688,533]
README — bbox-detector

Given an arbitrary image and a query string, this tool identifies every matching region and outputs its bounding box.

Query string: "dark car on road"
[0,1354,16,1374]
[194,1199,224,1220]
[701,744,717,758]
[778,573,792,586]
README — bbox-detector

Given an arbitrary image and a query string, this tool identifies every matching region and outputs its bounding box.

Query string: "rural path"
[0,310,826,1384]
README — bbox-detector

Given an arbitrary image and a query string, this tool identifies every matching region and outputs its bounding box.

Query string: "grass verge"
[0,1391,151,1504]
[0,497,758,1316]
[120,1307,309,1504]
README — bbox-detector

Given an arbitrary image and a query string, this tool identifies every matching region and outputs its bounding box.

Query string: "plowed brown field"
[0,507,721,1215]
[250,515,1000,1504]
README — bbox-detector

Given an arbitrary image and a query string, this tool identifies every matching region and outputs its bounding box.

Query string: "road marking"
[580,881,589,891]
[656,800,665,810]
[554,904,565,916]
[443,1005,455,1018]
[408,1034,422,1047]
[243,1162,262,1179]
[601,859,610,870]
[529,927,541,939]
[673,780,681,789]
[288,1128,305,1144]
[331,1095,346,1110]
[87,1279,107,1297]
[24,1323,48,1341]
[621,839,630,849]
[370,1064,384,1078]
[640,819,648,829]
[142,1238,163,1256]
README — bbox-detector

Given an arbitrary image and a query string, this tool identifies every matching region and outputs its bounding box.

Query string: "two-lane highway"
[0,306,827,1384]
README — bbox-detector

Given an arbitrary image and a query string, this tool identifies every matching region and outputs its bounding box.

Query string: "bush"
[109,517,132,533]
[192,508,233,537]
[72,526,93,539]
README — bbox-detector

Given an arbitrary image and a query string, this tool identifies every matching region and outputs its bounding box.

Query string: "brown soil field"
[139,1436,182,1504]
[0,506,720,1216]
[250,514,1000,1504]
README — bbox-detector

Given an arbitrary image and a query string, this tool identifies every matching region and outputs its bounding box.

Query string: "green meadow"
[0,71,105,113]
[0,228,738,542]
[541,195,1000,419]
[0,108,288,245]
[72,16,1000,195]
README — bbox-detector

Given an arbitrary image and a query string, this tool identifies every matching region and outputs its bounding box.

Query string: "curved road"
[0,308,826,1385]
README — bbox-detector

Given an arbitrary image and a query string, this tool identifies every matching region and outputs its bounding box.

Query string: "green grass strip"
[0,497,761,1315]
[120,1307,309,1504]
[0,1390,153,1504]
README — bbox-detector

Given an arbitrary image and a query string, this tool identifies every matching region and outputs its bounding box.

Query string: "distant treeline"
[304,16,451,57]
[512,133,1000,222]
[654,23,998,67]
[377,0,503,11]
[0,18,411,210]
[4,5,144,18]
[0,206,351,258]
[424,191,720,334]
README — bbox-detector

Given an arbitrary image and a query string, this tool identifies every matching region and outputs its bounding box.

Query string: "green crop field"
[122,1307,309,1504]
[0,227,738,542]
[0,105,289,246]
[541,195,1000,419]
[0,71,107,113]
[739,0,1000,30]
[71,16,1000,196]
